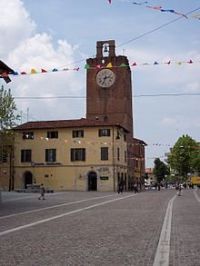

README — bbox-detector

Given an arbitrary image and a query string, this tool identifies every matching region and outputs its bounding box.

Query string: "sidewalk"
[169,188,200,266]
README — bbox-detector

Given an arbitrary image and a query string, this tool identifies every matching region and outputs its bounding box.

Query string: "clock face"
[96,69,115,88]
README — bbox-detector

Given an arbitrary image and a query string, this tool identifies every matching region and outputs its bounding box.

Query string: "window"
[22,132,34,139]
[47,131,58,139]
[72,130,84,138]
[101,147,108,160]
[45,149,56,162]
[99,129,110,137]
[0,148,8,163]
[21,150,32,162]
[100,176,109,180]
[71,148,85,161]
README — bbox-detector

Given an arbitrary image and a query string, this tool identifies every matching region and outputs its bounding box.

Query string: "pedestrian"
[177,184,182,196]
[118,181,123,194]
[133,183,138,193]
[38,183,45,200]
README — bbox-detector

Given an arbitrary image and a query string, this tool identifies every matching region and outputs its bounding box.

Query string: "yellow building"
[13,119,130,192]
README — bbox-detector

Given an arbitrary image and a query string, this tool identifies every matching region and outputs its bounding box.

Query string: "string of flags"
[22,133,173,147]
[132,1,188,19]
[0,59,198,79]
[107,0,200,20]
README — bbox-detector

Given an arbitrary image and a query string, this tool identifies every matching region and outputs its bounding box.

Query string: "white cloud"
[0,0,85,122]
[7,33,76,70]
[0,0,36,58]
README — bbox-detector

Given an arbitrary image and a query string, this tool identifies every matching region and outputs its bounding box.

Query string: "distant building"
[145,168,156,186]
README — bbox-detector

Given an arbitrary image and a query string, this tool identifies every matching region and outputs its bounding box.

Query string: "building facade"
[13,120,129,191]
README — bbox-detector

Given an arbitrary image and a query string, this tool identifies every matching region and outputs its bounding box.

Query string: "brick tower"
[86,40,133,137]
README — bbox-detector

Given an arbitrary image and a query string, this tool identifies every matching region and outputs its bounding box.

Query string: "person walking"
[38,183,45,200]
[177,184,182,196]
[118,181,123,194]
[133,183,138,193]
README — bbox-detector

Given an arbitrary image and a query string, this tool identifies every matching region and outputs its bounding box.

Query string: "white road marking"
[0,194,135,236]
[0,194,115,220]
[153,195,176,266]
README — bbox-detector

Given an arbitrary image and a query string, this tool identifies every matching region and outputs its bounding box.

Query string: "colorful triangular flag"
[106,62,112,68]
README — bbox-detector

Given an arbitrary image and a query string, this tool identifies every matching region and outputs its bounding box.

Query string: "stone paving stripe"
[0,194,115,220]
[0,194,136,237]
[3,195,39,202]
[193,189,200,203]
[2,192,67,202]
[153,195,176,266]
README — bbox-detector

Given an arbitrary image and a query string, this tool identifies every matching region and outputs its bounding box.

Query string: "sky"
[0,0,200,167]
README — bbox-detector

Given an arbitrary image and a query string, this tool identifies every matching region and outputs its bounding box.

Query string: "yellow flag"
[31,68,37,74]
[106,62,112,68]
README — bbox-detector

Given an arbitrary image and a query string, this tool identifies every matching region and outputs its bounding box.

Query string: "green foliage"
[0,85,20,130]
[153,158,169,183]
[168,135,199,179]
[191,145,200,175]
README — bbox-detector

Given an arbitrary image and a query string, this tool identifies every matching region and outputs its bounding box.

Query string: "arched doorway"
[88,171,97,191]
[24,171,33,189]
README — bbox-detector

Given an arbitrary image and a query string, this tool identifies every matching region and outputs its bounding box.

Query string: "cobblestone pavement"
[0,188,199,266]
[169,189,200,266]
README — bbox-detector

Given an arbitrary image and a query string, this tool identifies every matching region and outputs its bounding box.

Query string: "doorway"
[24,171,33,188]
[88,171,97,191]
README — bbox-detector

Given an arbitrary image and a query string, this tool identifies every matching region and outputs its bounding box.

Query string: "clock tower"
[86,40,133,137]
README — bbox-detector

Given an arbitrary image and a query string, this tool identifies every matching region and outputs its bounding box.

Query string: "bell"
[104,45,109,53]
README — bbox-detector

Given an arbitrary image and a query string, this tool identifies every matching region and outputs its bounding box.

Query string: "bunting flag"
[8,58,199,78]
[106,1,200,21]
[12,67,80,77]
[132,2,190,19]
[132,1,148,6]
[31,69,37,74]
[106,62,113,68]
[146,5,188,18]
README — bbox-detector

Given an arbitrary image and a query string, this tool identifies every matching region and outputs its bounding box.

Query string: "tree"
[153,158,169,183]
[0,85,20,190]
[168,135,199,180]
[190,144,200,175]
[0,85,20,130]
